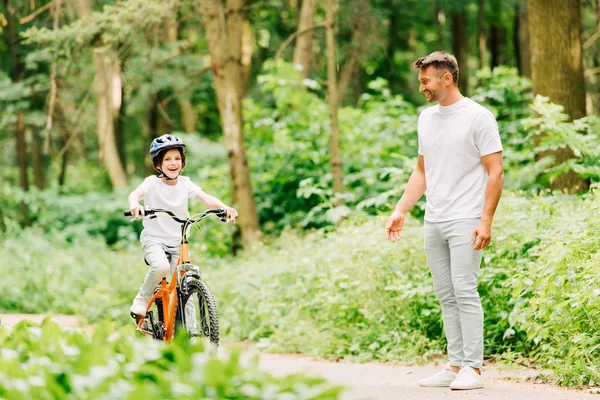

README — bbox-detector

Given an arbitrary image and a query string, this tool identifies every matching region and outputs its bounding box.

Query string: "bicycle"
[123,207,227,348]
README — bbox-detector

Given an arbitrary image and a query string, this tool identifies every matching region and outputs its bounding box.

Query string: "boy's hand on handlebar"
[130,204,145,219]
[225,207,238,223]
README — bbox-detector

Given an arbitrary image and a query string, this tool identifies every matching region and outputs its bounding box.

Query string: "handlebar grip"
[124,211,132,217]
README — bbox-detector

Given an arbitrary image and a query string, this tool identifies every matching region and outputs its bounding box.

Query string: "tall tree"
[529,0,587,192]
[75,0,128,188]
[477,0,486,70]
[436,0,446,50]
[489,0,503,68]
[326,0,343,196]
[451,7,469,95]
[515,0,531,77]
[202,0,261,247]
[165,8,196,133]
[293,0,317,78]
[338,0,372,104]
[4,0,28,193]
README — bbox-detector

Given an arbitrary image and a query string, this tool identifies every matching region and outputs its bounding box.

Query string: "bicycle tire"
[178,279,219,346]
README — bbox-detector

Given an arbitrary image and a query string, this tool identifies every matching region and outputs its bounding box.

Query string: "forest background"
[1,0,600,397]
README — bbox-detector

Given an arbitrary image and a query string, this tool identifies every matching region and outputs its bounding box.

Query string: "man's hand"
[471,219,492,250]
[386,211,405,242]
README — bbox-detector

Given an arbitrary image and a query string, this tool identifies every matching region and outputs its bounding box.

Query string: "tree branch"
[583,27,600,49]
[274,23,328,60]
[20,0,55,24]
[585,67,600,77]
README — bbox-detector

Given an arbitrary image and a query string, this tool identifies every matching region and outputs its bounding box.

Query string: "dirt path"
[2,314,596,399]
[253,352,596,400]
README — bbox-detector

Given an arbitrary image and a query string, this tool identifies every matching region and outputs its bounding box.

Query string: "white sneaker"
[130,293,151,316]
[418,365,458,387]
[450,366,484,390]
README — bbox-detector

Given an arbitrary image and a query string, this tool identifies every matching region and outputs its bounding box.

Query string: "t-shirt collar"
[438,97,469,114]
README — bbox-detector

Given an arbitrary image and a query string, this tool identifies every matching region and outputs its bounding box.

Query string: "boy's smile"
[161,148,183,181]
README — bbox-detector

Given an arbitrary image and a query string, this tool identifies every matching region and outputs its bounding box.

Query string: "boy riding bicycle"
[128,134,237,317]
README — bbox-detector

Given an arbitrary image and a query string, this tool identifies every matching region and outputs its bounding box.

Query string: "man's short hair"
[413,51,459,84]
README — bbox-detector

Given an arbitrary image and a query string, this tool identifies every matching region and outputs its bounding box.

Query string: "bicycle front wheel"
[180,279,219,347]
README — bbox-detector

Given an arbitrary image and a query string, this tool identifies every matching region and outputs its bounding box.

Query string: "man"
[385,51,503,390]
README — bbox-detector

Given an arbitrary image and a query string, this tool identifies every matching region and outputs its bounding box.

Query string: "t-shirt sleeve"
[474,112,503,156]
[185,178,203,199]
[136,177,153,197]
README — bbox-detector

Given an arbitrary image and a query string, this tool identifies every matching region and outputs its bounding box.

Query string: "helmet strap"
[157,169,179,181]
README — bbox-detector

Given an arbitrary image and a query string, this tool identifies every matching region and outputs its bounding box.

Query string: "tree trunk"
[5,0,29,194]
[16,112,28,192]
[92,51,128,187]
[165,10,197,133]
[529,0,587,192]
[436,1,446,50]
[489,0,502,68]
[451,9,469,95]
[75,0,127,188]
[293,0,317,78]
[202,0,261,248]
[516,0,531,77]
[31,132,47,189]
[590,0,600,114]
[478,0,486,70]
[326,0,343,196]
[115,73,127,169]
[338,0,371,105]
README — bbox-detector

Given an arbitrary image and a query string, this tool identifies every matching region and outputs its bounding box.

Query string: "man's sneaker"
[130,293,151,317]
[449,366,484,390]
[418,365,458,387]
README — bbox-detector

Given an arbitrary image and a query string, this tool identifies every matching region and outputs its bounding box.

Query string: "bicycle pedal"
[130,312,144,321]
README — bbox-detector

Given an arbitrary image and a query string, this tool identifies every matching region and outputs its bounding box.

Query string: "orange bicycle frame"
[136,242,191,341]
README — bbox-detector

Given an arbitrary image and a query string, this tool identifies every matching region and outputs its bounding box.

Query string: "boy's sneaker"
[130,293,151,317]
[418,365,458,387]
[450,366,484,390]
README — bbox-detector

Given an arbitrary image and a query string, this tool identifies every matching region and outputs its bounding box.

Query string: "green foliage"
[0,319,342,399]
[207,191,600,386]
[0,227,143,324]
[245,61,418,232]
[509,191,600,386]
[22,0,171,61]
[524,96,600,186]
[471,67,536,190]
[211,218,442,363]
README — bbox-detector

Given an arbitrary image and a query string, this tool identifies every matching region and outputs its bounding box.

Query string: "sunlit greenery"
[0,319,342,399]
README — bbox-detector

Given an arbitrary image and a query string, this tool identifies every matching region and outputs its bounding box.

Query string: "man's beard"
[425,90,439,102]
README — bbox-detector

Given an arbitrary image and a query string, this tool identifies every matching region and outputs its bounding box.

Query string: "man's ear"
[444,72,453,85]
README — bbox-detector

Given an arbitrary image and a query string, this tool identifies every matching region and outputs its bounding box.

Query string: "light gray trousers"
[138,238,196,330]
[424,218,484,369]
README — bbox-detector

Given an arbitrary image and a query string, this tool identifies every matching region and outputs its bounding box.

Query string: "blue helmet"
[149,134,186,162]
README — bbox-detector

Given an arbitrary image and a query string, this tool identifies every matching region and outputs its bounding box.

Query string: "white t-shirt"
[417,97,502,222]
[136,176,203,246]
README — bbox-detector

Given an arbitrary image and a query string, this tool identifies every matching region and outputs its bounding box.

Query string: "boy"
[128,134,238,316]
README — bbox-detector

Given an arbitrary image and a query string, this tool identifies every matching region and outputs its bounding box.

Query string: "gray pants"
[138,238,196,330]
[424,218,483,369]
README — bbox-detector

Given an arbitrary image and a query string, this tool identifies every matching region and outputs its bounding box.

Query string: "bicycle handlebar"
[124,208,229,223]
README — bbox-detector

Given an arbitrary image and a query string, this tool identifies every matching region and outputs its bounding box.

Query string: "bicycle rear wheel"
[180,279,219,348]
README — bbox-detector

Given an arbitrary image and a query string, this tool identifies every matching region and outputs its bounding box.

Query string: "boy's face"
[160,148,183,179]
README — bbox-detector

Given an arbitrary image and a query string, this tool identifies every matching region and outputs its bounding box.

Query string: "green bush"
[244,60,417,233]
[524,96,600,187]
[509,191,600,386]
[208,191,600,386]
[0,226,143,324]
[0,319,341,399]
